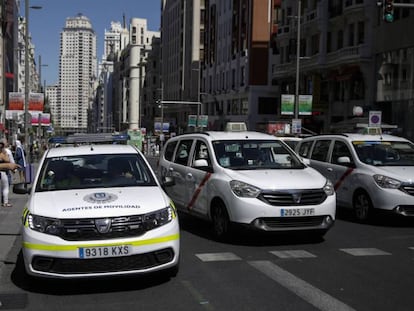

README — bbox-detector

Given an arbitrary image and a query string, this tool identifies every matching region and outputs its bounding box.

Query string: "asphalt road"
[1,156,414,310]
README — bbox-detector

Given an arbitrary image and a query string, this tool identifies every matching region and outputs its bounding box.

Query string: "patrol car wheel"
[353,190,372,222]
[211,201,230,240]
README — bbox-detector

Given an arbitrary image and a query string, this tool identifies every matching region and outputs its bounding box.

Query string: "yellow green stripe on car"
[23,233,180,251]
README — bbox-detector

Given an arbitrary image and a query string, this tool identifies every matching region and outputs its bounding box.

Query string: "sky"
[25,0,161,85]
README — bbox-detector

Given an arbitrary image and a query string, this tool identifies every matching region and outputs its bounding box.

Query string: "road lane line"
[248,261,356,311]
[270,250,317,259]
[196,252,242,262]
[181,280,215,311]
[339,248,391,256]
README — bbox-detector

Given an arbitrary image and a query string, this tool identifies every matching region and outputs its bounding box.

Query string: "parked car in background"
[159,130,336,240]
[296,132,414,221]
[16,134,180,279]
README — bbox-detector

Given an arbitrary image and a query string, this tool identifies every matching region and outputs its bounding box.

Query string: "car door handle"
[327,167,333,172]
[186,173,194,180]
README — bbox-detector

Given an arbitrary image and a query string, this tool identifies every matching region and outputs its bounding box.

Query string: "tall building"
[57,14,97,133]
[161,0,277,132]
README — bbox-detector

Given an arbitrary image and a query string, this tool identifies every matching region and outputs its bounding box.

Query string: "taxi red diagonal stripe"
[187,172,212,210]
[334,167,354,191]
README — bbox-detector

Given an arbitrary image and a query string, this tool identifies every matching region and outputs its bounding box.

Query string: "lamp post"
[24,0,41,162]
[294,0,302,120]
[38,55,48,92]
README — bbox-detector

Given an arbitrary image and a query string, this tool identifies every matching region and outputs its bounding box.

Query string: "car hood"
[29,187,170,219]
[373,166,414,182]
[224,167,327,190]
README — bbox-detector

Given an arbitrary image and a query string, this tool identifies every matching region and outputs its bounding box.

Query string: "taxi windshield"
[212,140,305,170]
[35,154,157,192]
[352,140,414,166]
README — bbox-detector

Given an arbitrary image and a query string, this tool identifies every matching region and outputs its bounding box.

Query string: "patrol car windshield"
[212,140,305,170]
[35,154,157,192]
[353,141,414,166]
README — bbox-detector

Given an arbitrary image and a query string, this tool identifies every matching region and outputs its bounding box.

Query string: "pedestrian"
[14,140,26,182]
[0,141,11,207]
[1,138,15,187]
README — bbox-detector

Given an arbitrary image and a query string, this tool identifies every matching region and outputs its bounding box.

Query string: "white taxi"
[159,131,336,240]
[17,135,179,279]
[296,132,414,221]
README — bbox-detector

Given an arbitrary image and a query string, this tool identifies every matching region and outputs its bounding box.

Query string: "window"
[174,140,193,166]
[193,140,211,168]
[164,141,178,161]
[332,141,353,165]
[298,141,313,158]
[357,21,364,44]
[337,30,343,49]
[311,140,331,162]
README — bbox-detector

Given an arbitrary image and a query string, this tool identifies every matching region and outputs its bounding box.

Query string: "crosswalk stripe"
[270,250,317,259]
[339,248,391,256]
[249,261,356,311]
[195,252,242,262]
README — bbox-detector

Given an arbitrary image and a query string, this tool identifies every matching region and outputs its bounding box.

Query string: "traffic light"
[383,0,394,23]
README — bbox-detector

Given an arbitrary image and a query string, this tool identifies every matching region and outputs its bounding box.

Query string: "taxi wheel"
[211,201,230,240]
[353,190,372,222]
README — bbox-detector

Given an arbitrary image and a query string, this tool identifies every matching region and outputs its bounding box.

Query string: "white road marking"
[270,250,317,259]
[339,248,391,256]
[195,252,242,262]
[409,247,414,250]
[249,260,356,311]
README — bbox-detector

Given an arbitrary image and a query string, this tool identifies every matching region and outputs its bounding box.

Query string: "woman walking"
[0,141,11,207]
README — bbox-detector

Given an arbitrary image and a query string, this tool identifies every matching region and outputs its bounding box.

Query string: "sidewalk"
[0,190,28,271]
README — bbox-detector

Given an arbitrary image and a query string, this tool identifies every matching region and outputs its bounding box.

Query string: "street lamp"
[24,0,42,162]
[38,55,48,92]
[294,0,302,120]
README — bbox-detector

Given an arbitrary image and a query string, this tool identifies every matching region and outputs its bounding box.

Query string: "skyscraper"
[57,13,97,133]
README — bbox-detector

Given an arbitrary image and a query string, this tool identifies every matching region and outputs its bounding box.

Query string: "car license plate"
[79,245,132,259]
[280,208,315,217]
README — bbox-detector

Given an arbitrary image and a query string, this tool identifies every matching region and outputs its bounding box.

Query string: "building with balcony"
[271,0,414,137]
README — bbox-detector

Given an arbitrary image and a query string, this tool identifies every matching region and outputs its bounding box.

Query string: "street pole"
[24,0,30,162]
[294,0,301,120]
[160,81,164,152]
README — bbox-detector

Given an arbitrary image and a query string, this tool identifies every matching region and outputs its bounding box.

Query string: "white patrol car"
[158,131,336,240]
[296,132,414,221]
[17,137,179,279]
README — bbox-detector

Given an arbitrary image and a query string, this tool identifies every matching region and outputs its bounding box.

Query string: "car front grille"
[59,215,146,241]
[259,216,327,228]
[400,184,414,196]
[31,248,175,274]
[259,189,327,206]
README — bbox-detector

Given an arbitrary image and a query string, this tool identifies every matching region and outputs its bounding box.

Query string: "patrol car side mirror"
[13,183,31,195]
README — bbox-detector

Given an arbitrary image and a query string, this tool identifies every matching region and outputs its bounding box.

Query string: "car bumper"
[226,194,336,232]
[370,188,414,216]
[22,219,180,279]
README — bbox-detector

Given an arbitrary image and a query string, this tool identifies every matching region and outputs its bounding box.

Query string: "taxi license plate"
[79,245,132,259]
[280,208,315,217]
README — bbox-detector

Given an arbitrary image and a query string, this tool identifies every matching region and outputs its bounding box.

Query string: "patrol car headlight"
[323,180,335,196]
[143,207,173,230]
[230,180,261,198]
[373,174,401,189]
[27,214,62,236]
